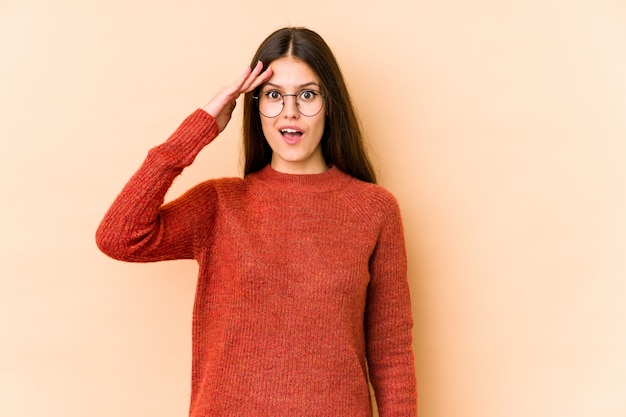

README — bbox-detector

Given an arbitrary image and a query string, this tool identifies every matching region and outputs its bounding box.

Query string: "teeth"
[281,129,299,134]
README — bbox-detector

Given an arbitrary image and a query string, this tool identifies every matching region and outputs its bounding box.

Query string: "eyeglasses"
[253,89,326,118]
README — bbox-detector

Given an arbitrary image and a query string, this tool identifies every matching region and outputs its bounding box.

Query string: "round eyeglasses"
[253,89,326,118]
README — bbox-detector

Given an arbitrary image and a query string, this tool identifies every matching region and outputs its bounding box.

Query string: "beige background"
[2,0,626,416]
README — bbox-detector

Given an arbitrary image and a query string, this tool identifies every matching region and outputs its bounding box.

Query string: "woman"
[96,27,417,416]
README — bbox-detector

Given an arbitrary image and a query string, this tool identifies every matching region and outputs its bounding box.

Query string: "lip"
[278,126,304,145]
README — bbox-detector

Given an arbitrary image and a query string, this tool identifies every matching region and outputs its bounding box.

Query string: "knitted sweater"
[96,109,417,416]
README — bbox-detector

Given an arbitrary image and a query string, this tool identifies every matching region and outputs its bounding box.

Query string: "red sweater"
[96,109,417,416]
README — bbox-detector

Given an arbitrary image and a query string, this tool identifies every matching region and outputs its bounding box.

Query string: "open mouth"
[280,128,303,142]
[280,129,302,138]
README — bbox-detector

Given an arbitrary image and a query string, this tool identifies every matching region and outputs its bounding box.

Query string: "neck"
[270,158,329,175]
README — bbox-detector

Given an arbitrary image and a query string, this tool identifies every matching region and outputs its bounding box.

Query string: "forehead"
[265,56,320,88]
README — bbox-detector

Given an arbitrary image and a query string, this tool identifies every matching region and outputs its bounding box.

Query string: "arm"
[95,62,273,262]
[365,200,418,416]
[95,110,220,262]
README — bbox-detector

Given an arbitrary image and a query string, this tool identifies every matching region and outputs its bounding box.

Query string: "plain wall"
[1,1,625,416]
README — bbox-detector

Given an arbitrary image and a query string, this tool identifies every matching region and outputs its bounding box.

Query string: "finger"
[239,61,266,92]
[244,66,273,93]
[225,65,253,98]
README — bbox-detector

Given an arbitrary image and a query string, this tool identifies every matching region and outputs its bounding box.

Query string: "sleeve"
[365,198,418,417]
[95,109,220,262]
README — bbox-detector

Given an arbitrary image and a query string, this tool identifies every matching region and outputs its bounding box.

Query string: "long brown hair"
[242,27,377,184]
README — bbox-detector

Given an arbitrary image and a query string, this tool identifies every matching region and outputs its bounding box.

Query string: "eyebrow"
[263,82,321,90]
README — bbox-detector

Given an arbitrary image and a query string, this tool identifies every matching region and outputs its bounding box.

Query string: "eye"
[264,90,282,101]
[299,90,318,101]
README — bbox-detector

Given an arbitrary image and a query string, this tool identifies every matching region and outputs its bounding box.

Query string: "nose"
[282,94,299,118]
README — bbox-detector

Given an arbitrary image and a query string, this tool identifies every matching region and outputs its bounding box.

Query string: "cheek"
[313,115,326,138]
[260,118,275,141]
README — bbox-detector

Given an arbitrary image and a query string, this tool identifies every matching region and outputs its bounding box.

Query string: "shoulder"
[338,173,403,224]
[175,176,247,204]
[345,175,400,210]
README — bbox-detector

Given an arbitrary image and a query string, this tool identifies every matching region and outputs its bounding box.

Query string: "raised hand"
[203,61,273,132]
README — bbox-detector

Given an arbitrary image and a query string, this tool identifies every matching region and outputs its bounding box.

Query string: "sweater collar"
[249,164,351,193]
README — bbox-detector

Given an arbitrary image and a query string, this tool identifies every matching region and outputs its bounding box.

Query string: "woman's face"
[259,56,327,174]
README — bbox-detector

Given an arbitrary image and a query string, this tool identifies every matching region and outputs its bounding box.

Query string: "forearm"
[367,280,417,417]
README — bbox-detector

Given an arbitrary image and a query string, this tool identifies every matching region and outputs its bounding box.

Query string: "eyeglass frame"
[252,89,327,118]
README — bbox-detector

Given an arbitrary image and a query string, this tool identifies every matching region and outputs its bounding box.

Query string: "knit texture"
[96,109,417,416]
